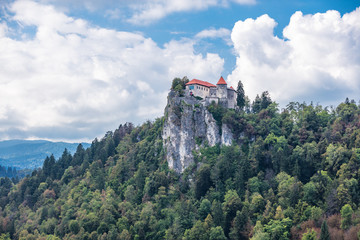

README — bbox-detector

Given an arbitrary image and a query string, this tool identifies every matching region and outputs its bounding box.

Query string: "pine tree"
[319,220,330,240]
[236,80,245,110]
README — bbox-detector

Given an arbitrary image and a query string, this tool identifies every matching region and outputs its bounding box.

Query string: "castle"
[185,76,236,108]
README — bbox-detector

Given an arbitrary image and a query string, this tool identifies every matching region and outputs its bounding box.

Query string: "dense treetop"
[1,80,360,239]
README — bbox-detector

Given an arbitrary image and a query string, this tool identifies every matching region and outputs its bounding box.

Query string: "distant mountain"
[0,140,90,169]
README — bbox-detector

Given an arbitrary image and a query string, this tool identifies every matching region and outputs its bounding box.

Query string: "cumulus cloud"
[0,0,224,141]
[127,0,256,25]
[195,27,232,45]
[227,8,360,107]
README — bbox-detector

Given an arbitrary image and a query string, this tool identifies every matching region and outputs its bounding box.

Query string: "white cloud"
[227,8,360,107]
[128,0,256,25]
[0,0,224,141]
[12,0,256,25]
[195,27,232,45]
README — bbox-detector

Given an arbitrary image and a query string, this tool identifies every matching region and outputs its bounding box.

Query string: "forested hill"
[1,83,360,239]
[0,140,91,169]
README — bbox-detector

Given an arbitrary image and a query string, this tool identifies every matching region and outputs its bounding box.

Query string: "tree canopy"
[0,91,360,239]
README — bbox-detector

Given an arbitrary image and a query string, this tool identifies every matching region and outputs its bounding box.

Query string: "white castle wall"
[186,85,210,99]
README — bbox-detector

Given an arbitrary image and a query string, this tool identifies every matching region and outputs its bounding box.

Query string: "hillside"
[0,140,91,169]
[0,79,360,239]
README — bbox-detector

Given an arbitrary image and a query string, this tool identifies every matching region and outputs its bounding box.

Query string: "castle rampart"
[185,76,236,109]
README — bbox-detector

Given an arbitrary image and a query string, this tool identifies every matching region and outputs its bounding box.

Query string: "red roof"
[217,76,227,85]
[230,86,235,90]
[186,79,216,88]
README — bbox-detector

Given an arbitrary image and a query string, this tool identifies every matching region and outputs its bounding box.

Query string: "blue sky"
[0,0,359,142]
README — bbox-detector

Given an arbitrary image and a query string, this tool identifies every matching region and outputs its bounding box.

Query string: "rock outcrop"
[162,90,233,173]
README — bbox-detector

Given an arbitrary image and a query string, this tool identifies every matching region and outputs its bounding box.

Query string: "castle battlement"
[185,76,236,108]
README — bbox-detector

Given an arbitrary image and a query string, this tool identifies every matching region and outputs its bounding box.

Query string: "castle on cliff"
[185,76,236,108]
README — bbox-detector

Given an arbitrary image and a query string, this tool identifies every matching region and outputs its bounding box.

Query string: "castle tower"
[216,76,228,99]
[227,86,236,108]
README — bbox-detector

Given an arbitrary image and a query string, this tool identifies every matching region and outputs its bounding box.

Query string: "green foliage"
[209,226,226,240]
[195,164,212,199]
[2,90,360,240]
[251,221,270,240]
[69,220,80,234]
[183,220,208,240]
[252,91,272,113]
[0,233,10,240]
[263,218,292,240]
[207,102,227,130]
[319,220,330,240]
[211,200,224,228]
[171,77,189,96]
[301,229,317,240]
[236,80,245,110]
[198,199,211,220]
[340,203,353,230]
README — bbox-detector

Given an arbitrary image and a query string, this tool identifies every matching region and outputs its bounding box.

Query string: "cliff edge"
[162,90,233,173]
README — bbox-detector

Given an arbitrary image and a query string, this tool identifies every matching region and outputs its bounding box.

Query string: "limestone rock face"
[221,124,233,146]
[162,90,234,173]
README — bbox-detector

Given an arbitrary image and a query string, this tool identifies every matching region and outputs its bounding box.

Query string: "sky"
[0,0,359,142]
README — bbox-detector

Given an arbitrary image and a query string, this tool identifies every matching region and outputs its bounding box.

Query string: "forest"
[1,78,360,239]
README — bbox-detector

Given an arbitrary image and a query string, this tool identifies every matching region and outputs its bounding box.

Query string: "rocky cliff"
[162,90,233,173]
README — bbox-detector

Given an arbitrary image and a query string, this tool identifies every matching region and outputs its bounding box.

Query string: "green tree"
[340,204,353,230]
[303,181,318,205]
[195,164,213,199]
[211,200,224,227]
[252,94,262,113]
[260,91,272,110]
[301,229,317,240]
[0,233,10,240]
[82,212,100,233]
[325,144,349,176]
[124,185,136,203]
[183,220,208,240]
[177,200,196,230]
[236,80,245,110]
[69,220,80,234]
[45,236,60,240]
[336,100,358,123]
[223,190,242,236]
[319,220,330,240]
[119,229,131,240]
[264,218,292,240]
[275,172,302,208]
[199,199,212,220]
[209,226,227,240]
[251,221,270,240]
[171,77,189,96]
[134,161,147,192]
[250,192,266,218]
[229,207,249,240]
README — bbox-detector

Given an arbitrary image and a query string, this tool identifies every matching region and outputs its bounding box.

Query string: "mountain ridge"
[0,139,91,169]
